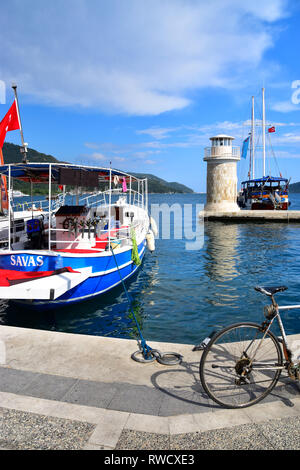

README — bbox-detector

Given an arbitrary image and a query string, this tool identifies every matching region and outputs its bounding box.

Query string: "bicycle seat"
[254,286,288,296]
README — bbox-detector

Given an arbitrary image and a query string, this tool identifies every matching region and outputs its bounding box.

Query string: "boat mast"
[251,96,255,179]
[262,87,266,177]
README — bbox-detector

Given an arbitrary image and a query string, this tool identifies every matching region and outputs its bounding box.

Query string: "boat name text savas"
[10,255,44,267]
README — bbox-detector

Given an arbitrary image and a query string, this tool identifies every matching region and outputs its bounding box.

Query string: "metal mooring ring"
[131,350,158,363]
[156,352,183,366]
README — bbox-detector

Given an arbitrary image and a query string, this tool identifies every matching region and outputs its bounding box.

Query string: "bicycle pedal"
[193,331,217,351]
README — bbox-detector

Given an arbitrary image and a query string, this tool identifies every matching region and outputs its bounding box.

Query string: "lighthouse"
[203,135,240,212]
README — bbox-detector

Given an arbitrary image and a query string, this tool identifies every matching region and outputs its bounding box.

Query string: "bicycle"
[199,286,300,408]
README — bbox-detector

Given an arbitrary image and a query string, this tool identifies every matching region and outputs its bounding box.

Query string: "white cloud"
[271,101,300,113]
[272,133,300,144]
[272,150,300,159]
[0,0,287,115]
[84,142,100,150]
[91,152,107,161]
[136,127,180,140]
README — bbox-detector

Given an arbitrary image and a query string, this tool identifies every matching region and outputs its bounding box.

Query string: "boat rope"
[267,132,282,177]
[110,243,182,365]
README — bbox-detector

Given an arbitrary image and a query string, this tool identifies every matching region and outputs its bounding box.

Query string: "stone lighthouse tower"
[203,135,240,212]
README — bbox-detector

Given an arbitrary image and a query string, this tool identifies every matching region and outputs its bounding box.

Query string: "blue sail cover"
[241,176,288,185]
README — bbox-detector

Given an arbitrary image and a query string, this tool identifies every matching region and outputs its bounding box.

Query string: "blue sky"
[1,0,300,192]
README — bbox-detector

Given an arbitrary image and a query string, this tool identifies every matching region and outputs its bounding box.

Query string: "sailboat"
[237,88,289,210]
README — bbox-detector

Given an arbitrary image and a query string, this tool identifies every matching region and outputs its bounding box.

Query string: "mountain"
[131,172,193,193]
[2,142,194,194]
[3,142,59,164]
[289,182,300,193]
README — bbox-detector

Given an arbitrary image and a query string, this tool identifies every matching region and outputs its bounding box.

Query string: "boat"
[237,176,289,210]
[0,162,153,310]
[237,88,290,210]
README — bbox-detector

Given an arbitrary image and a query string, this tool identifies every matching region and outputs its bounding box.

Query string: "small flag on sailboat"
[268,126,275,133]
[241,135,250,159]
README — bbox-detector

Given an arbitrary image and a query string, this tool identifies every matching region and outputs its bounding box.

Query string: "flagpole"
[11,83,28,164]
[251,96,255,179]
[262,87,266,177]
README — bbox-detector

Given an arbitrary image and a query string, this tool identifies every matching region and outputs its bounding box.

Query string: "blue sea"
[1,192,300,345]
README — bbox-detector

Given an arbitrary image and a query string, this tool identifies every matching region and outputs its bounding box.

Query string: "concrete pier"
[0,325,300,450]
[200,209,300,222]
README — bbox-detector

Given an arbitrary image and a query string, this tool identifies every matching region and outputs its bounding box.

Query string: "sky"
[1,0,300,192]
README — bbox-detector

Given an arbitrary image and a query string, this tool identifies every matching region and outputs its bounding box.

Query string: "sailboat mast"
[251,95,255,179]
[262,87,266,177]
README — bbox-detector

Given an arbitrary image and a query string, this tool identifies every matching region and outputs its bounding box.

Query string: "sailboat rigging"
[237,88,290,211]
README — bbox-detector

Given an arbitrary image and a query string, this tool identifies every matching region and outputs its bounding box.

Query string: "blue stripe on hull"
[0,243,144,274]
[10,241,146,311]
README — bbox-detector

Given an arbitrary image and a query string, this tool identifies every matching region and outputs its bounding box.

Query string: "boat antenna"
[11,83,28,164]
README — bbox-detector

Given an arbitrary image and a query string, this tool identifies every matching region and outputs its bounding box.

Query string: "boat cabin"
[0,162,149,253]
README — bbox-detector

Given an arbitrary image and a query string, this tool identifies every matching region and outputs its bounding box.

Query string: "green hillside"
[3,142,59,164]
[131,172,193,193]
[2,143,60,195]
[2,142,194,194]
[289,182,300,193]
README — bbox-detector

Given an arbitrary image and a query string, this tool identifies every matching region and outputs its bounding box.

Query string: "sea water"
[1,193,300,345]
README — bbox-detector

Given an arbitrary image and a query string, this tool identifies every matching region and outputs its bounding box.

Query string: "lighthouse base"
[204,201,240,212]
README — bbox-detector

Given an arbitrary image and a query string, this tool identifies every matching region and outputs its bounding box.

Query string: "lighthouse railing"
[204,146,240,158]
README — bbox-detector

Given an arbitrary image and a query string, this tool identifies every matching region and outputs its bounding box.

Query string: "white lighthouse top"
[210,134,235,140]
[204,134,240,160]
[210,135,234,147]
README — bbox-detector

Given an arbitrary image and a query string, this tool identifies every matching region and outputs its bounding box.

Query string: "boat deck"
[200,209,300,222]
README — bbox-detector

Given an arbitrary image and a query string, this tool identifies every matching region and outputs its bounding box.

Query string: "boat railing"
[10,183,147,213]
[79,186,147,210]
[78,191,107,207]
[12,193,64,213]
[48,217,146,251]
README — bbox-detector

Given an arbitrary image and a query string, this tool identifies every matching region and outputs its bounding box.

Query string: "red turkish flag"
[268,126,275,133]
[0,100,20,149]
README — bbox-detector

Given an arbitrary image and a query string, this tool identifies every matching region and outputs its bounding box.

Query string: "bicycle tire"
[199,322,283,409]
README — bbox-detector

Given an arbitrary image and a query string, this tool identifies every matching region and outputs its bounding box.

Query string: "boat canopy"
[241,176,288,186]
[0,162,141,186]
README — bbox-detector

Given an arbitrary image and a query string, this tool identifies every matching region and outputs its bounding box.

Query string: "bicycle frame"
[248,295,300,369]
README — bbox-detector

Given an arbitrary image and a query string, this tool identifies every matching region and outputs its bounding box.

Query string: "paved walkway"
[0,325,299,450]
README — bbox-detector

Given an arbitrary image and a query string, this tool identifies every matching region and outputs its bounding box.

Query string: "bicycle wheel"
[199,322,283,408]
